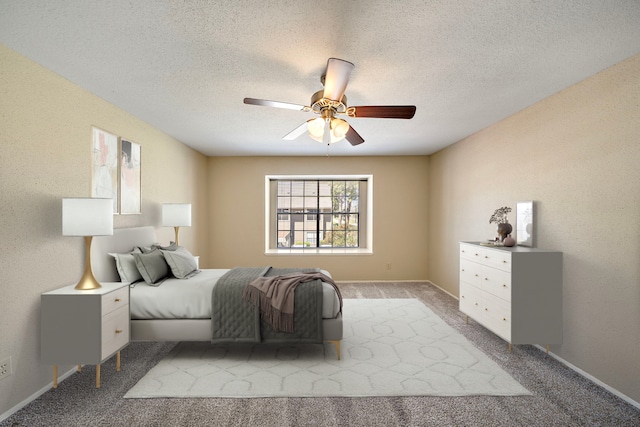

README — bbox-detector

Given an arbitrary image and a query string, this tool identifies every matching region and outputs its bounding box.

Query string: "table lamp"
[62,198,113,290]
[162,203,191,245]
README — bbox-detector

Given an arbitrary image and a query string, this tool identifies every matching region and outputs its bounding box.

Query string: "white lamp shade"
[62,198,114,236]
[162,203,192,227]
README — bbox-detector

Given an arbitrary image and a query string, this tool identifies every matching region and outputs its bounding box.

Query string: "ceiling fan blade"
[244,98,310,112]
[345,125,365,146]
[282,121,309,140]
[347,105,416,119]
[322,58,354,102]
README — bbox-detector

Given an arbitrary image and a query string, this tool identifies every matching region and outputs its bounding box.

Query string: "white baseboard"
[0,366,77,423]
[426,280,459,300]
[534,345,640,410]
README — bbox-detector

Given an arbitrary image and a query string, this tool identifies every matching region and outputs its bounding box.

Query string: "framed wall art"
[120,139,141,214]
[91,127,119,213]
[516,201,534,247]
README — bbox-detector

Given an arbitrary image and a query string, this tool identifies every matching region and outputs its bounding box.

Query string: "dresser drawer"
[101,305,130,360]
[460,259,481,286]
[102,286,129,315]
[459,281,482,319]
[459,243,478,261]
[481,267,511,301]
[481,292,511,341]
[479,248,511,272]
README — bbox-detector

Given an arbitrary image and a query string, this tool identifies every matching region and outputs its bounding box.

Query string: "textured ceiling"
[2,1,640,156]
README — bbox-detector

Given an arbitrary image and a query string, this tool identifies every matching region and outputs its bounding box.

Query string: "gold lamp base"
[174,226,180,246]
[74,236,101,290]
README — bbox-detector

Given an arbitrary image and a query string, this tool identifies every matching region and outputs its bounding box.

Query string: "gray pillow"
[161,247,199,279]
[109,248,143,283]
[132,251,169,285]
[152,241,178,251]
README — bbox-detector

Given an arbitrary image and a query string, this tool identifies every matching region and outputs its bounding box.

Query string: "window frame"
[265,174,373,255]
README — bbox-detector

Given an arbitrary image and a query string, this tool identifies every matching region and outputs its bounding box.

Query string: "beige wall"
[428,53,640,403]
[206,156,429,281]
[0,45,208,415]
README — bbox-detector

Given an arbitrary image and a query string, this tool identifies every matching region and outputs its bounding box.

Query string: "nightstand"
[41,282,130,388]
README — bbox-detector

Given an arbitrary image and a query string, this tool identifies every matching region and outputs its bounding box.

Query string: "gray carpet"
[2,282,639,426]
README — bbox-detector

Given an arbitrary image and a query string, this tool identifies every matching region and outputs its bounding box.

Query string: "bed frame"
[92,226,343,358]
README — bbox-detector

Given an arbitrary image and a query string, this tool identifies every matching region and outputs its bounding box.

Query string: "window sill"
[265,248,373,256]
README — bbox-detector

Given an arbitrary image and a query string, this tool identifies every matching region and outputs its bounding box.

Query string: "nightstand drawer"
[102,286,129,315]
[101,305,130,360]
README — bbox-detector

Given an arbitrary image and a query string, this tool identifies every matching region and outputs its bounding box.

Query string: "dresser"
[459,242,562,352]
[41,282,130,388]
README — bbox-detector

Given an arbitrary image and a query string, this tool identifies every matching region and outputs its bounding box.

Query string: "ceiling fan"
[243,58,416,146]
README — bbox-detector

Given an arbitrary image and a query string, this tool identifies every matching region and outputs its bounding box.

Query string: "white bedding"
[130,268,341,320]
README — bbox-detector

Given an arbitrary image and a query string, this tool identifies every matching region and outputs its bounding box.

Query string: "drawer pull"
[461,268,465,272]
[503,260,507,263]
[502,317,507,321]
[502,284,507,287]
[115,329,123,334]
[474,274,479,277]
[484,278,488,281]
[484,308,488,311]
[115,298,121,302]
[474,303,478,306]
[484,256,488,259]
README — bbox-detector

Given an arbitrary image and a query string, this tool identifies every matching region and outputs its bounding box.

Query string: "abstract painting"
[91,127,119,213]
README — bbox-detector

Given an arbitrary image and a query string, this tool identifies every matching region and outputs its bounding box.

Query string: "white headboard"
[91,226,158,282]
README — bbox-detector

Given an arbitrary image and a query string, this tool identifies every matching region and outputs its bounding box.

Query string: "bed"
[91,226,343,359]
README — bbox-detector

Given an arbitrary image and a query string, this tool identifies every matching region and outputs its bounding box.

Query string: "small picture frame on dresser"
[516,201,534,247]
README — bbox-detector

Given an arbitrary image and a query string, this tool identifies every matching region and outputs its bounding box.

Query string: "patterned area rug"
[124,299,530,398]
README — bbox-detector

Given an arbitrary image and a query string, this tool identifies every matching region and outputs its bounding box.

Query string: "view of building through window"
[276,180,360,248]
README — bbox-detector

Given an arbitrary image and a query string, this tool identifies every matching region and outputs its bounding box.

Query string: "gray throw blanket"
[211,267,335,344]
[243,271,340,333]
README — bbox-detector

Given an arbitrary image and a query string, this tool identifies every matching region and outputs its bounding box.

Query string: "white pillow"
[109,248,143,283]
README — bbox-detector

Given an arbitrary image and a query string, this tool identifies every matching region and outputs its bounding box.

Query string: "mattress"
[130,268,340,320]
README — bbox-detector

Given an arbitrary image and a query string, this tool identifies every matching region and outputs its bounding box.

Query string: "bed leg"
[328,340,341,360]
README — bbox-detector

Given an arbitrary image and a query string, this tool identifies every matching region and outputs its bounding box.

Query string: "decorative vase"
[503,236,516,247]
[497,222,512,241]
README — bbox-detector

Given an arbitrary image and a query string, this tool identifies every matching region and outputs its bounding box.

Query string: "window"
[265,175,373,254]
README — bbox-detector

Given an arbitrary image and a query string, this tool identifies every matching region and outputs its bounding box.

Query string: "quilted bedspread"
[211,267,323,344]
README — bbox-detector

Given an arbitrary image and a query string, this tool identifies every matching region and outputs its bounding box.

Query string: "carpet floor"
[2,282,639,426]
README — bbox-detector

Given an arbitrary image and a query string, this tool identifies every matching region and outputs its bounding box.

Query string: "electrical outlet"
[385,263,392,270]
[0,356,12,381]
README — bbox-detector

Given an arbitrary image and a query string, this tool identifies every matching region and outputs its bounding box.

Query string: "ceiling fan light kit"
[307,116,350,144]
[244,58,416,147]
